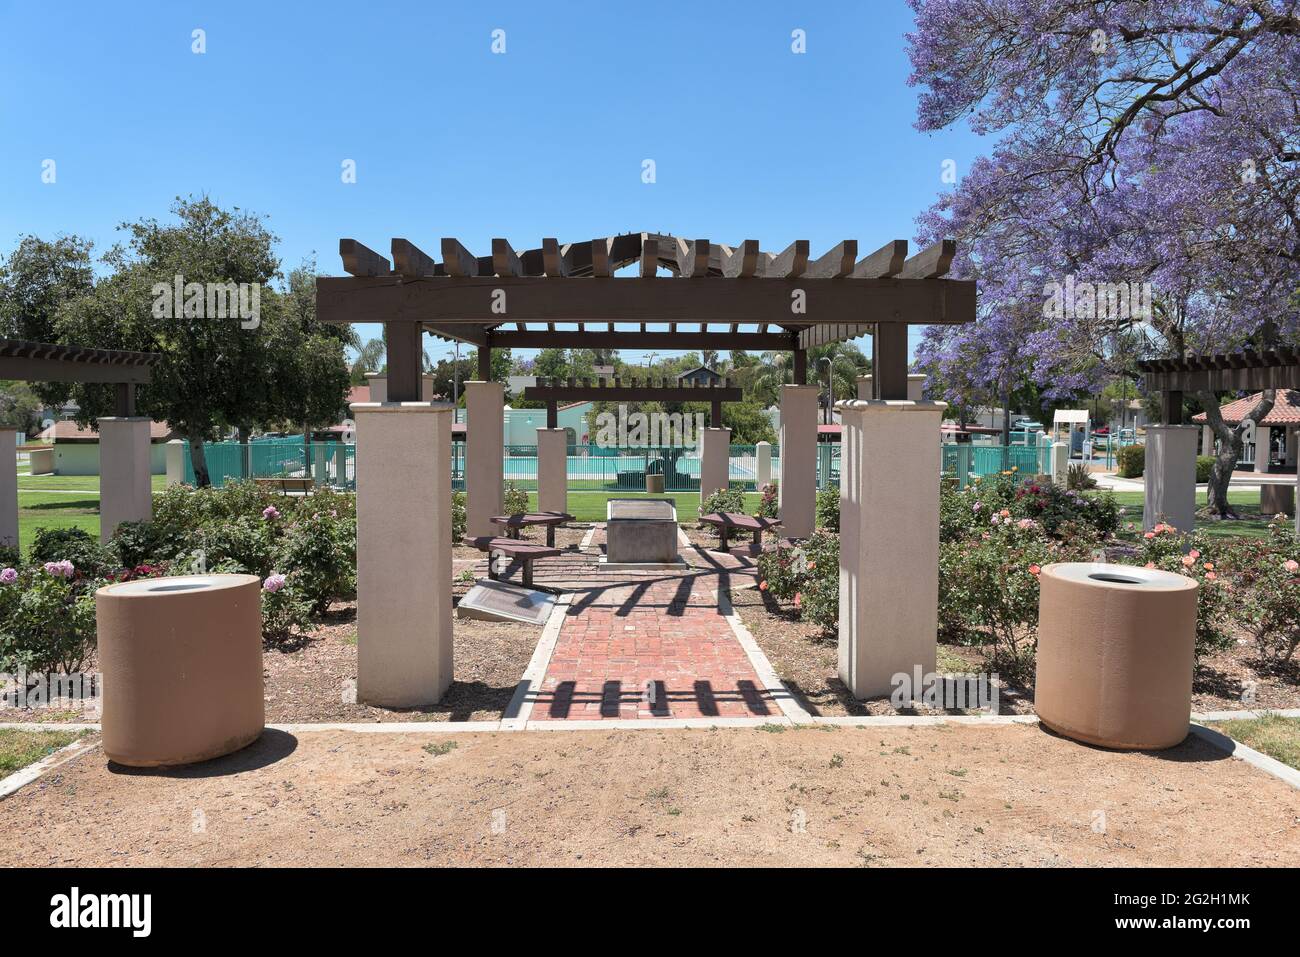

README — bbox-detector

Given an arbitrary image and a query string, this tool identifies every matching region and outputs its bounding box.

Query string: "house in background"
[677,365,724,387]
[32,420,177,475]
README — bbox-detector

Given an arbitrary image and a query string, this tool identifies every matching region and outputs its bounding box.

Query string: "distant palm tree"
[350,336,386,385]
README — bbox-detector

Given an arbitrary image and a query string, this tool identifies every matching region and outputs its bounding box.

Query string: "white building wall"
[54,443,168,476]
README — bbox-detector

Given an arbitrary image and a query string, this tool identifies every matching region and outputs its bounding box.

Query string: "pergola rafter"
[317,231,975,401]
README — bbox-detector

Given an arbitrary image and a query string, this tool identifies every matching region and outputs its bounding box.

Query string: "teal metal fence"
[941,443,1043,488]
[183,438,355,489]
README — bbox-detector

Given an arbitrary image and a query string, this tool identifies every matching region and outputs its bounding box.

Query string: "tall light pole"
[645,352,659,381]
[447,346,461,405]
[819,356,833,424]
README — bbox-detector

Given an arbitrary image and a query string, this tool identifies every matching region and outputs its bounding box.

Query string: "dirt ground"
[2,723,1296,867]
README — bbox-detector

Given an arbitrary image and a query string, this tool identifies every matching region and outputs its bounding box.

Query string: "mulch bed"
[729,582,1300,718]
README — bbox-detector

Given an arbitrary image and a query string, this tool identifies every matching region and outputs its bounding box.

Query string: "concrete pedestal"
[536,428,568,514]
[837,400,946,700]
[98,417,153,543]
[778,385,819,538]
[465,381,504,539]
[1201,425,1214,457]
[364,373,435,403]
[1261,483,1295,518]
[313,443,329,485]
[1256,426,1272,473]
[1144,425,1199,533]
[165,439,185,486]
[700,427,731,502]
[352,402,454,707]
[1049,442,1069,485]
[0,428,16,548]
[755,441,772,487]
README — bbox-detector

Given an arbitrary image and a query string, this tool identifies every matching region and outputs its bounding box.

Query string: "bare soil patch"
[2,723,1296,867]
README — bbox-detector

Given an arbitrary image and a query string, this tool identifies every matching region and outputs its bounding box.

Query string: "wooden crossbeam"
[542,238,568,277]
[590,238,613,278]
[852,240,908,278]
[440,238,478,277]
[806,240,858,279]
[721,240,760,278]
[640,238,658,278]
[899,239,956,279]
[492,238,523,277]
[339,239,390,277]
[391,239,436,278]
[766,240,809,278]
[525,382,743,404]
[676,238,710,277]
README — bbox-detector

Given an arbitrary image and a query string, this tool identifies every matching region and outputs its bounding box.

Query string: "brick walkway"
[519,527,783,721]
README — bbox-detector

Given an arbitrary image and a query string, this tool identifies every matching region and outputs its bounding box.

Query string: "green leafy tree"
[0,235,94,343]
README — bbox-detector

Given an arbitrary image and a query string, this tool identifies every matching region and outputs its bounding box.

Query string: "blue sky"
[0,0,985,364]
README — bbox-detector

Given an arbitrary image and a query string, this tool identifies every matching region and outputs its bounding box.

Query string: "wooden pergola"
[1139,347,1300,422]
[523,376,743,427]
[0,338,159,415]
[316,231,974,399]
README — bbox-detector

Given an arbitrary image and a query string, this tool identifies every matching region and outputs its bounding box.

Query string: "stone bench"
[469,536,563,589]
[698,511,781,553]
[254,477,315,495]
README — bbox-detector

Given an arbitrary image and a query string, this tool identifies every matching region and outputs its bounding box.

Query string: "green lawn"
[0,729,87,775]
[1208,714,1300,770]
[17,474,169,492]
[16,492,101,552]
[1094,489,1277,541]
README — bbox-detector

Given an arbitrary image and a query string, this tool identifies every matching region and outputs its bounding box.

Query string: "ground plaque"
[457,579,556,625]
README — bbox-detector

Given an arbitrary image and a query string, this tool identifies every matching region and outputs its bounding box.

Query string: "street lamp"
[819,356,833,425]
[645,352,659,382]
[446,346,460,405]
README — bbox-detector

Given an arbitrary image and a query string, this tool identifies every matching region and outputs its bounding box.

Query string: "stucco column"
[1201,425,1214,457]
[536,427,568,514]
[1049,442,1069,485]
[0,428,17,549]
[778,384,819,538]
[465,381,504,538]
[755,441,772,487]
[352,401,453,707]
[837,400,946,700]
[700,427,731,502]
[1036,431,1052,478]
[364,373,435,403]
[1144,424,1199,534]
[313,442,329,486]
[164,439,185,486]
[98,417,152,543]
[1256,426,1272,473]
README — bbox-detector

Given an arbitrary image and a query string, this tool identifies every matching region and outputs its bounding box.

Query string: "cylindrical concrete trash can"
[96,574,265,767]
[1035,563,1198,750]
[645,473,665,494]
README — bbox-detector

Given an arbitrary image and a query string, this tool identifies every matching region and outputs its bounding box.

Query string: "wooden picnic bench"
[469,536,563,590]
[489,511,575,548]
[698,512,781,553]
[254,477,315,495]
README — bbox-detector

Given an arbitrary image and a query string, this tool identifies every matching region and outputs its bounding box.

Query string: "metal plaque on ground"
[457,579,556,625]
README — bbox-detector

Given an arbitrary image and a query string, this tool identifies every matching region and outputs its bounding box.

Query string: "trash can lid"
[1041,562,1198,591]
[97,573,261,598]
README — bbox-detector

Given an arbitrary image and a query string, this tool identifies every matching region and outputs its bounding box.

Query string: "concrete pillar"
[838,400,946,700]
[1144,425,1199,533]
[856,374,926,401]
[164,439,185,486]
[1049,442,1069,485]
[0,428,17,549]
[465,381,504,538]
[98,417,153,543]
[755,441,772,487]
[778,384,819,538]
[955,443,970,488]
[700,427,731,502]
[1256,426,1272,473]
[1285,426,1297,468]
[313,442,328,485]
[1036,431,1053,477]
[1201,425,1214,457]
[536,427,568,514]
[352,401,453,707]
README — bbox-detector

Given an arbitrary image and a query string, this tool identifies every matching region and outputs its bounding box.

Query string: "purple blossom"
[263,573,286,593]
[0,567,16,584]
[262,505,280,521]
[42,559,74,579]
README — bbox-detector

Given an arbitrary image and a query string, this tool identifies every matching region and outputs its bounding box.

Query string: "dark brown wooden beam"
[440,238,479,277]
[874,324,909,399]
[806,240,858,279]
[525,383,743,404]
[491,238,523,277]
[720,240,760,278]
[339,239,391,277]
[793,348,807,384]
[766,240,809,279]
[852,239,908,278]
[542,238,568,277]
[385,321,423,402]
[316,276,975,327]
[477,343,492,381]
[489,330,796,350]
[676,238,710,278]
[898,239,956,279]
[590,238,613,278]
[391,239,436,278]
[639,238,658,278]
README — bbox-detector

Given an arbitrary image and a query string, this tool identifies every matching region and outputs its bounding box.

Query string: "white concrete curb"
[501,591,572,728]
[715,587,813,722]
[1189,722,1300,791]
[0,735,97,801]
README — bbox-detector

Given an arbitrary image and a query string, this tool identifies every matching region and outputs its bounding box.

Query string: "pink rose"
[0,567,16,584]
[1284,560,1299,573]
[263,573,287,593]
[262,506,281,521]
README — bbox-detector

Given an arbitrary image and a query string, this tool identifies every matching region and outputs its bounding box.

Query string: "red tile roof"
[1192,390,1300,426]
[35,420,177,442]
